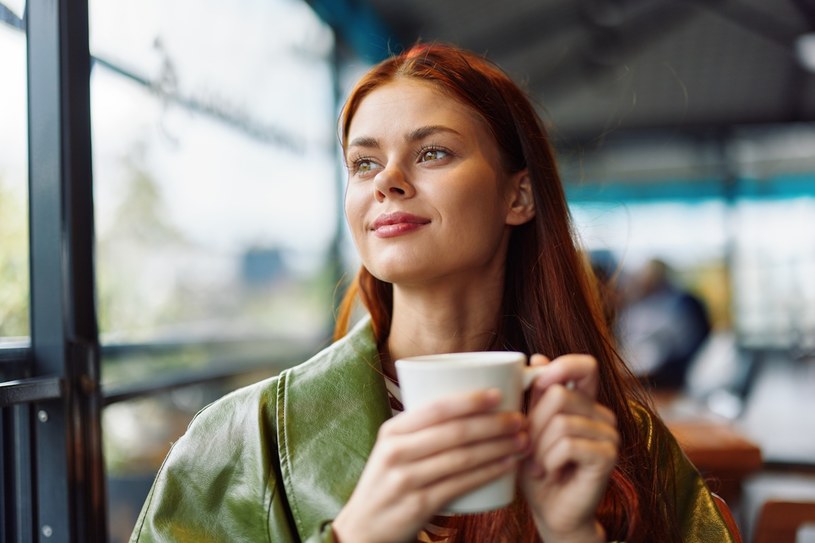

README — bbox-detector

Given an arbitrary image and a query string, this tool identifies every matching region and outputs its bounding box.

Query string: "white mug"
[394,351,548,514]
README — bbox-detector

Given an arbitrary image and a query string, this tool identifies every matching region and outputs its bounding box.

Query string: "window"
[565,127,815,350]
[0,1,29,354]
[1,0,347,540]
[87,1,340,538]
[89,0,337,352]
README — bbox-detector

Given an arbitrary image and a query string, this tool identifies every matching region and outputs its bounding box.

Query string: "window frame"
[0,0,108,540]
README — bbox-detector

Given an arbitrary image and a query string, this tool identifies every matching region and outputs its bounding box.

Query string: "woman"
[130,43,736,542]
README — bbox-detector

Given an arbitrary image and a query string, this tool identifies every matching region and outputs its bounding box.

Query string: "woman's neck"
[382,279,504,379]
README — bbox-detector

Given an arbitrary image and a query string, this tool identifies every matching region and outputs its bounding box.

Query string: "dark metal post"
[27,0,106,541]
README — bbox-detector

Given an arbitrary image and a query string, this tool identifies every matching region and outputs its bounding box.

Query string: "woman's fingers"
[537,414,619,452]
[528,385,615,436]
[383,431,527,491]
[533,435,618,481]
[382,388,503,436]
[400,454,520,516]
[524,353,618,482]
[356,389,528,519]
[378,410,526,465]
[529,354,600,398]
[527,413,619,478]
[429,455,519,511]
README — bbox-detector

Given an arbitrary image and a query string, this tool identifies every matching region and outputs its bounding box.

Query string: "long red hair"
[334,43,681,543]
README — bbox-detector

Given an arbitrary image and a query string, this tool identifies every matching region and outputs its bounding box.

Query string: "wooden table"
[667,417,763,504]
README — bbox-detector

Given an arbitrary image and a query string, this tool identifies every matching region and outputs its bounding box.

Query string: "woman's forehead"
[347,79,489,140]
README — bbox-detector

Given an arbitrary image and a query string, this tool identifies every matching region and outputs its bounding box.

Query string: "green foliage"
[0,174,29,337]
[95,150,190,336]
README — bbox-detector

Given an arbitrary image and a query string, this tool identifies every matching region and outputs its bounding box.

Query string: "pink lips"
[371,212,431,238]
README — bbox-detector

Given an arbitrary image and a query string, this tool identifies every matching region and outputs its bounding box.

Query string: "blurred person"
[130,44,736,543]
[617,258,712,390]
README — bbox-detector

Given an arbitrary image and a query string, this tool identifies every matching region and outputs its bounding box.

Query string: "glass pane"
[89,1,337,539]
[89,0,337,377]
[0,2,30,347]
[729,127,815,350]
[733,195,815,349]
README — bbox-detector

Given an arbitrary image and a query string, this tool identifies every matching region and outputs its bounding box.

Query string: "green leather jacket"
[130,318,736,542]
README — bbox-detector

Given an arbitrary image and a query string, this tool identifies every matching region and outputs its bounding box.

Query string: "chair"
[713,493,743,543]
[753,500,815,543]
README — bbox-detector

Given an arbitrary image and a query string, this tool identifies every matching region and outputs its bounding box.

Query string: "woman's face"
[344,78,530,288]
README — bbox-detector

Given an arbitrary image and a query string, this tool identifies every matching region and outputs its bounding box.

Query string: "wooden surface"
[668,419,763,474]
[668,418,763,503]
[653,391,763,504]
[753,501,815,543]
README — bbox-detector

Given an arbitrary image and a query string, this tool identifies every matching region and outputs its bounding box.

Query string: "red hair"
[334,43,681,542]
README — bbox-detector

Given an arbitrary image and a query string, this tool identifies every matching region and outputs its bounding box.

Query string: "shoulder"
[175,316,376,451]
[627,400,688,470]
[282,316,377,380]
[627,401,737,540]
[186,375,280,435]
[132,320,379,542]
[155,375,282,496]
[130,376,283,541]
[182,317,376,435]
[627,400,667,446]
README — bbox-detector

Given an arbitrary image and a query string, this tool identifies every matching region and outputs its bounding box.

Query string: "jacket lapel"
[276,317,391,538]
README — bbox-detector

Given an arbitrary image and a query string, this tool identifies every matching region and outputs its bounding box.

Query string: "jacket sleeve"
[633,403,738,542]
[129,377,337,543]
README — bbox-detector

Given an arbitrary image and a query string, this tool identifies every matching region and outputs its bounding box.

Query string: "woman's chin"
[366,263,435,286]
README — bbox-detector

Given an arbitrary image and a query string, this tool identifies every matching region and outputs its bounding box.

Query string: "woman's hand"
[333,388,529,543]
[520,354,619,543]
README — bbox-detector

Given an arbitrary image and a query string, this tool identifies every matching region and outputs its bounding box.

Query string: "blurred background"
[1,0,814,541]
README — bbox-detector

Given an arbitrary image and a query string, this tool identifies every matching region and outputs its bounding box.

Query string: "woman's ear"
[505,170,535,225]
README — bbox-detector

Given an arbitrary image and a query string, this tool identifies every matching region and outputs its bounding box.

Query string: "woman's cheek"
[344,190,365,232]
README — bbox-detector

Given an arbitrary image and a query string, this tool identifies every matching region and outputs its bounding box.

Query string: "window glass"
[0,2,30,348]
[89,2,337,538]
[729,127,815,349]
[89,0,337,382]
[732,192,815,349]
[568,125,815,350]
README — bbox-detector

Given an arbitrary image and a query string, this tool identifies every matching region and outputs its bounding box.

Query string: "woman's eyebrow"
[405,125,462,142]
[347,126,462,150]
[348,124,462,149]
[347,136,379,149]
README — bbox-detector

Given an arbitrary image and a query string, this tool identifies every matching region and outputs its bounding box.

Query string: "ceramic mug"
[394,351,549,514]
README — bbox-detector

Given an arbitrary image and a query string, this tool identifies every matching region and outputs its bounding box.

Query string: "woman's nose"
[373,165,414,202]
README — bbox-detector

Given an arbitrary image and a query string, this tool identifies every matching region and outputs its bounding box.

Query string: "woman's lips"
[371,212,431,238]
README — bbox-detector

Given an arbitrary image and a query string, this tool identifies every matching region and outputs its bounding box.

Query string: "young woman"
[130,43,737,543]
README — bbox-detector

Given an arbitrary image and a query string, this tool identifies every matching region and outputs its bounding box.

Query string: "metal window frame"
[23,0,105,541]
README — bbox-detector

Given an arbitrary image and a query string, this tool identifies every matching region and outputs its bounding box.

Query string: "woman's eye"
[350,158,377,175]
[357,160,374,172]
[419,148,448,162]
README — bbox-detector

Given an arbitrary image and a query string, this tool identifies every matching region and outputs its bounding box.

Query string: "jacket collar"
[276,317,391,538]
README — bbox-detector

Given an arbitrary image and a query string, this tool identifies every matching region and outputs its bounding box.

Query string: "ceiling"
[320,0,815,142]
